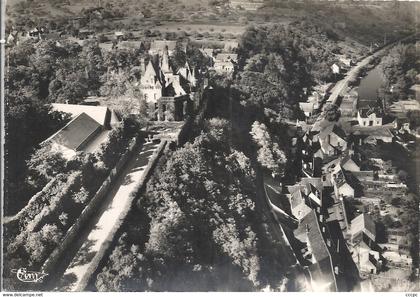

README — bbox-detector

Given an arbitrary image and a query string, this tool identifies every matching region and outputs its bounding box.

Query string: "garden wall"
[75,140,167,291]
[3,176,60,234]
[41,137,142,275]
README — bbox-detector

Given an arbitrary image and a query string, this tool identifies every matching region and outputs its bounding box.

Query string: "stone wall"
[41,138,142,275]
[75,140,167,291]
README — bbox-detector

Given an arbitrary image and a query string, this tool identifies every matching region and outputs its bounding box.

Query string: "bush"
[25,224,63,264]
[72,187,89,205]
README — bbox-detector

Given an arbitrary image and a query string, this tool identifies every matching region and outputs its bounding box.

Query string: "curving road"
[326,34,418,106]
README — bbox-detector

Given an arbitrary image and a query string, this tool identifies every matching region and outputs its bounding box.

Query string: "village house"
[323,154,361,175]
[213,52,238,74]
[331,63,341,75]
[229,0,264,11]
[214,60,235,74]
[6,30,19,46]
[215,53,238,63]
[332,168,358,199]
[200,48,215,59]
[317,124,348,157]
[307,92,322,109]
[339,56,354,67]
[352,128,394,145]
[349,213,384,276]
[299,102,316,117]
[350,213,376,245]
[293,210,342,292]
[288,188,312,221]
[340,92,358,117]
[389,99,420,118]
[114,31,124,41]
[223,41,239,52]
[78,29,95,40]
[300,131,323,178]
[287,178,324,221]
[357,107,383,127]
[409,84,420,100]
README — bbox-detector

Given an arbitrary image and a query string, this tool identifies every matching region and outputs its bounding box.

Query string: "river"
[357,67,384,108]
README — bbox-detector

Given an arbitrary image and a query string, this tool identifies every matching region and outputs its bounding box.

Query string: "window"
[144,93,148,100]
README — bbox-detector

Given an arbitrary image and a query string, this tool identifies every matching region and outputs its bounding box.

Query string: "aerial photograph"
[1,0,419,293]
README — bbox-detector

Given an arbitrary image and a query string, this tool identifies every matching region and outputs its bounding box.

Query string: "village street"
[54,141,160,291]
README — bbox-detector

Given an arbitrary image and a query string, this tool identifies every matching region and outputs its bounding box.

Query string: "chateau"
[140,46,197,121]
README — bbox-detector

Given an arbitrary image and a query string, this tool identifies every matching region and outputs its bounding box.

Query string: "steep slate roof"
[163,75,187,97]
[350,213,376,240]
[46,113,101,151]
[334,168,358,190]
[294,211,338,291]
[223,41,239,51]
[340,154,360,170]
[301,177,323,192]
[200,48,214,57]
[299,102,315,113]
[290,190,305,209]
[215,53,238,63]
[318,124,347,144]
[332,125,347,141]
[352,127,393,138]
[359,106,383,118]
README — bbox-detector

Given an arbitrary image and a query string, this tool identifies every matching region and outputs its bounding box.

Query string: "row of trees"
[96,118,291,291]
[378,43,418,109]
[234,22,340,124]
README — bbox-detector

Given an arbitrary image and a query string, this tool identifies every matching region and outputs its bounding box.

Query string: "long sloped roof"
[295,211,337,291]
[350,213,376,239]
[52,103,110,126]
[46,112,101,151]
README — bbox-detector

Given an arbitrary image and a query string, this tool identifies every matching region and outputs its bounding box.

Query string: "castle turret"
[160,46,172,75]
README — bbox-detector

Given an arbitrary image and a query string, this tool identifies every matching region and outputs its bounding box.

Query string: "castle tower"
[160,46,172,75]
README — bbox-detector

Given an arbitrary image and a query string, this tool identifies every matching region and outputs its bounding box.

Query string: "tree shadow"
[55,272,78,292]
[121,144,157,186]
[67,237,97,269]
